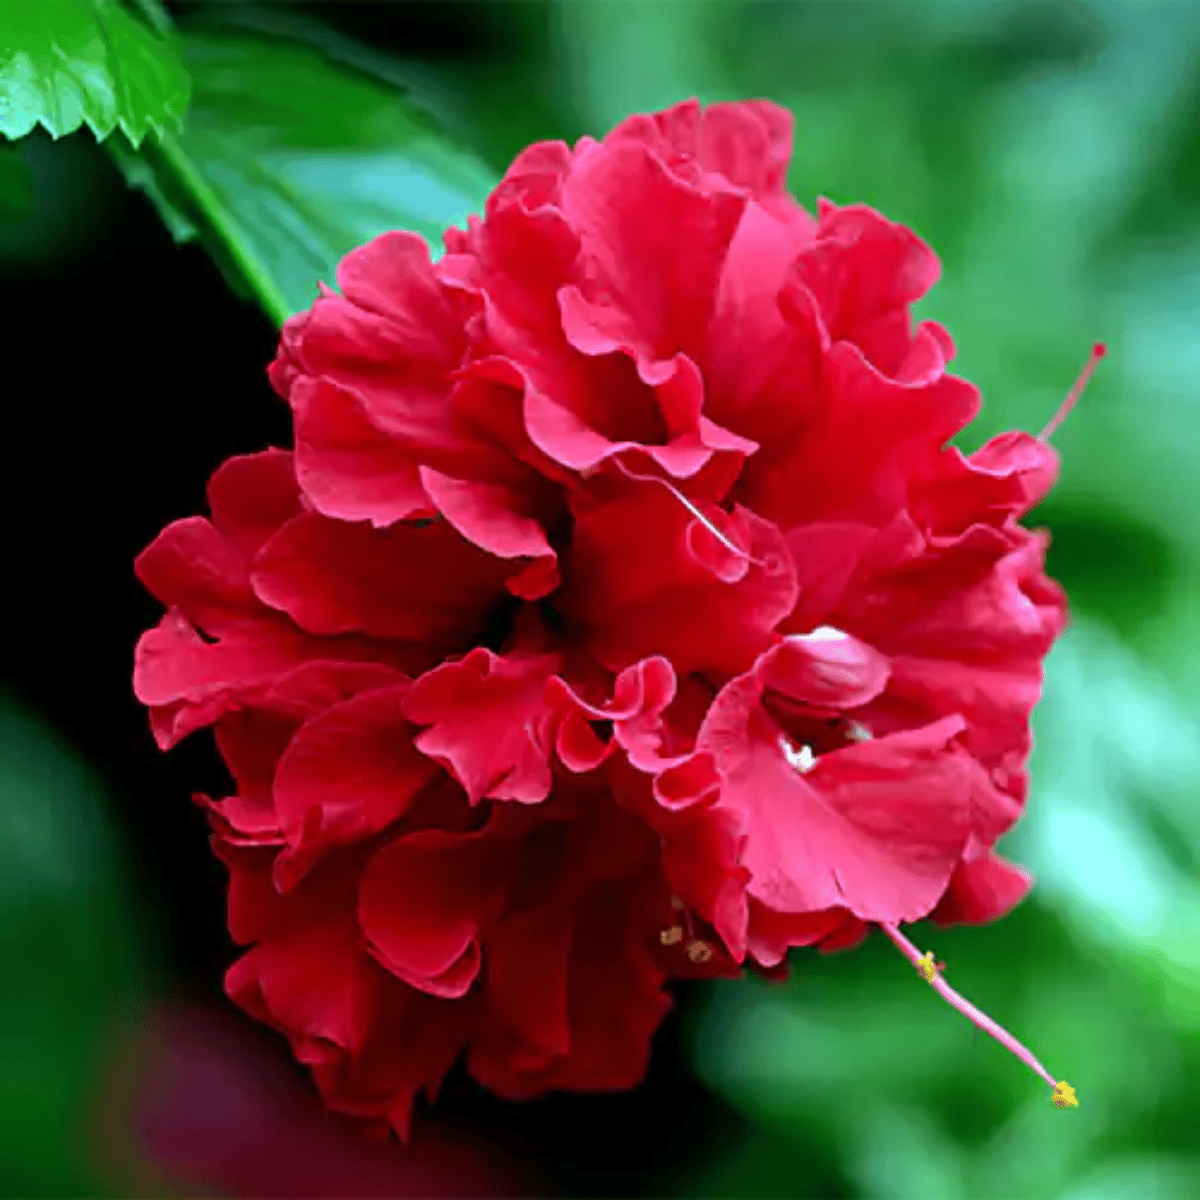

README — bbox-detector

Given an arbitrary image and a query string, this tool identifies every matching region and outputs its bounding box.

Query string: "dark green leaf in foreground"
[0,138,33,219]
[0,694,144,1195]
[124,28,497,327]
[0,0,189,145]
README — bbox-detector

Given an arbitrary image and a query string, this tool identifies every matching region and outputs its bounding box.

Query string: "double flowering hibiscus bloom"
[134,99,1081,1137]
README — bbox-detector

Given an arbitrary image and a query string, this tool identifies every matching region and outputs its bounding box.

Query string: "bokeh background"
[2,1,1198,1196]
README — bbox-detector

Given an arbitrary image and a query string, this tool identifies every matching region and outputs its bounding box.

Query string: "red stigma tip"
[1038,343,1107,442]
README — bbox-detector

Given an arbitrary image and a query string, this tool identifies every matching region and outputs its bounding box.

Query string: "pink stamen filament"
[610,457,769,567]
[880,922,1060,1091]
[1038,342,1107,442]
[675,898,697,942]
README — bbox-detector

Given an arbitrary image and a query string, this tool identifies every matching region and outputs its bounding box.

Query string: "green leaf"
[0,0,189,146]
[122,27,497,326]
[0,138,32,219]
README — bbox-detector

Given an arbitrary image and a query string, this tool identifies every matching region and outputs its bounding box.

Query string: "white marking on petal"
[800,625,849,642]
[779,735,817,773]
[845,720,873,742]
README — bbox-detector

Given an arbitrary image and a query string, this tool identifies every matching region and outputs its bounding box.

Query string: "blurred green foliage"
[0,695,144,1196]
[1,1,1197,1196]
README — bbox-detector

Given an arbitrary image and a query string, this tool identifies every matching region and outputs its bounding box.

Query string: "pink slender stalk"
[610,457,770,567]
[1039,342,1107,442]
[880,922,1077,1107]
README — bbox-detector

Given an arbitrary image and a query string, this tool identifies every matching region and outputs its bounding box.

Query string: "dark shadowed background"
[2,2,1198,1197]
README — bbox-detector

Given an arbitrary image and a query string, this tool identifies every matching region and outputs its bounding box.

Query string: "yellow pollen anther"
[659,925,684,946]
[670,896,686,911]
[686,940,714,964]
[1052,1081,1079,1109]
[916,951,939,982]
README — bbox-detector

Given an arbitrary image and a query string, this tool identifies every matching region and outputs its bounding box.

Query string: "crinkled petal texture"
[136,98,1066,1139]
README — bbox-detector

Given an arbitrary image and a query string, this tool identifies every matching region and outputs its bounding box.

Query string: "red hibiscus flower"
[135,98,1094,1134]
